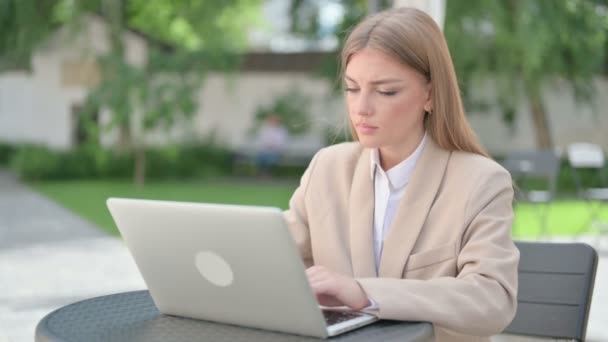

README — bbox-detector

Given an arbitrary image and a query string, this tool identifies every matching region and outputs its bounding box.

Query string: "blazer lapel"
[378,138,451,278]
[349,149,377,278]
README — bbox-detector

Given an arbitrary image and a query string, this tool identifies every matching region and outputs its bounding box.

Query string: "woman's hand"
[305,265,370,310]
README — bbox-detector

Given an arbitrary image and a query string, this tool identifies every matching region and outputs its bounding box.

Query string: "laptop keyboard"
[322,310,364,326]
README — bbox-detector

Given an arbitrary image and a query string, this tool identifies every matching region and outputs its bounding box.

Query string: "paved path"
[0,169,606,341]
[0,170,145,342]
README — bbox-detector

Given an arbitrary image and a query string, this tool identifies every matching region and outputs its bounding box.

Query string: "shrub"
[7,141,234,181]
[253,88,312,136]
[0,142,16,166]
[10,145,62,180]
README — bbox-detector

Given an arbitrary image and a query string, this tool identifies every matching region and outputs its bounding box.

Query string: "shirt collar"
[370,133,427,189]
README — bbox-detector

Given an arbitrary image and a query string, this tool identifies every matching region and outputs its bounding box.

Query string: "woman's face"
[344,48,431,152]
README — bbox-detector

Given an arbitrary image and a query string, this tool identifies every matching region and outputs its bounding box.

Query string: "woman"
[284,7,519,342]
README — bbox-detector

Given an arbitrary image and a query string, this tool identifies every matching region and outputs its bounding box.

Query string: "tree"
[0,0,63,70]
[84,0,256,187]
[288,0,391,90]
[1,0,263,186]
[288,0,391,41]
[444,0,608,149]
[290,0,608,150]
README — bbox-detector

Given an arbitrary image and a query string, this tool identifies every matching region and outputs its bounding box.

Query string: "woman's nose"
[355,94,373,117]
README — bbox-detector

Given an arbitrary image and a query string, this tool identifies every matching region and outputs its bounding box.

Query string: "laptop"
[106,197,378,338]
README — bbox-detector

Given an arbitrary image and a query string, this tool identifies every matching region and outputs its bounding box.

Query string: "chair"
[502,150,562,238]
[567,143,608,246]
[499,241,598,341]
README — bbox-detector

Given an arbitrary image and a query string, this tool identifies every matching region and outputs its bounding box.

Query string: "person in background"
[284,7,519,342]
[255,114,289,176]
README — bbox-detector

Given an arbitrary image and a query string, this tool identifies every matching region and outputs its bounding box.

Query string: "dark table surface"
[36,290,433,342]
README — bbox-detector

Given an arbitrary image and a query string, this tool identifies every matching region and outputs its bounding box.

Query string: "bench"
[232,135,325,173]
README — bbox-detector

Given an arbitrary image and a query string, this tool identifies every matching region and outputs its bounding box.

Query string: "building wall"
[0,16,148,150]
[191,72,344,148]
[187,73,608,155]
[467,78,608,156]
[0,18,606,155]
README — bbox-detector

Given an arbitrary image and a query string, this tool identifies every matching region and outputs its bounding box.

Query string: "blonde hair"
[341,7,489,157]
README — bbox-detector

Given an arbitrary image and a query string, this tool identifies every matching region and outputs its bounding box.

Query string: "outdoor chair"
[496,241,598,341]
[502,149,562,238]
[567,143,608,247]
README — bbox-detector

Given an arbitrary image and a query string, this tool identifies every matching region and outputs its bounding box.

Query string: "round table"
[36,291,433,341]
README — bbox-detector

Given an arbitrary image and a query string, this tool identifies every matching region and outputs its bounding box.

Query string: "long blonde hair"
[341,7,489,157]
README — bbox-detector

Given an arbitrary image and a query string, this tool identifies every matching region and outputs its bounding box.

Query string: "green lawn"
[31,179,297,236]
[31,179,608,238]
[512,200,608,238]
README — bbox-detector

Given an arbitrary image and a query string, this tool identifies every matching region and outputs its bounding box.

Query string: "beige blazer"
[285,138,519,342]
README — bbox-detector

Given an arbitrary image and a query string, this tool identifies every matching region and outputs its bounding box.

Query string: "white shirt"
[370,134,427,272]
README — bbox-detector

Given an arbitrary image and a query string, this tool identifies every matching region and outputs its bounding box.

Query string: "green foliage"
[10,144,114,180]
[288,0,377,40]
[253,88,313,135]
[85,48,223,138]
[7,142,233,181]
[288,0,321,39]
[0,142,16,166]
[1,0,263,184]
[0,0,263,63]
[0,0,63,70]
[292,1,608,148]
[10,145,62,180]
[444,0,608,120]
[289,0,393,93]
[145,143,233,179]
[127,0,263,51]
[314,7,366,92]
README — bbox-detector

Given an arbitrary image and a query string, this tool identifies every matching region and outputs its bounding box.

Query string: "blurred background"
[1,0,607,341]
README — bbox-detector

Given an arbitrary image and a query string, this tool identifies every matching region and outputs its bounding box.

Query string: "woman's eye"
[378,90,397,96]
[344,88,360,93]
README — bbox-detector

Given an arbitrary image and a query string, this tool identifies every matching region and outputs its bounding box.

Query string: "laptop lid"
[107,197,334,337]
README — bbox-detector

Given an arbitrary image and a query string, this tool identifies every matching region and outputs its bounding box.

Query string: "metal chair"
[567,143,608,247]
[498,241,598,341]
[502,150,562,238]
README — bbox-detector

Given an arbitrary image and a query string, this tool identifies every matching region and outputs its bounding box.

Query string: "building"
[1,15,607,156]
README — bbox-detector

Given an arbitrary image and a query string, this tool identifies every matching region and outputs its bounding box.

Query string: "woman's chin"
[356,137,382,149]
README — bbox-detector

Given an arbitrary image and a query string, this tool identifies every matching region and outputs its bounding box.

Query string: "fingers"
[306,266,345,307]
[306,265,370,311]
[316,294,344,307]
[306,266,340,297]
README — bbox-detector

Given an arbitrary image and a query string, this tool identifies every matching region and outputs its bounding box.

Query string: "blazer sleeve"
[283,149,322,268]
[357,168,519,336]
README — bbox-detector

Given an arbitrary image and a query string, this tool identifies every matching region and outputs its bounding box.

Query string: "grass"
[31,179,608,238]
[30,179,297,236]
[512,200,608,238]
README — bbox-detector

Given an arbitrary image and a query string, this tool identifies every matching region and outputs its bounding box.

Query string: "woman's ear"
[423,84,432,112]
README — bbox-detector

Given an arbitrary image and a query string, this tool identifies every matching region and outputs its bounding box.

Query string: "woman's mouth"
[356,123,378,135]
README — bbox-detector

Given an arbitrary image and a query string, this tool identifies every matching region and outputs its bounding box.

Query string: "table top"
[36,291,433,342]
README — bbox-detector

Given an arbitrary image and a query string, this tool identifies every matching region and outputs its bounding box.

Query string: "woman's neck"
[378,131,425,171]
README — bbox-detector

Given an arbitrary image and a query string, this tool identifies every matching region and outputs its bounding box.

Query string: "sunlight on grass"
[31,180,608,239]
[513,201,608,238]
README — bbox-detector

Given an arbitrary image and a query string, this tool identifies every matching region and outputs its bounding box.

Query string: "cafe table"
[36,290,434,342]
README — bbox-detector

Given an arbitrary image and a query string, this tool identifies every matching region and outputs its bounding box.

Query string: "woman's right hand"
[305,265,370,310]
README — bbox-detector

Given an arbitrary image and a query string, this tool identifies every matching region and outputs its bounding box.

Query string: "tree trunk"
[134,145,146,188]
[528,91,553,149]
[117,124,131,152]
[104,0,124,55]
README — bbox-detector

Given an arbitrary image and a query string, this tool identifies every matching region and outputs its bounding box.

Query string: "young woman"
[284,7,519,342]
